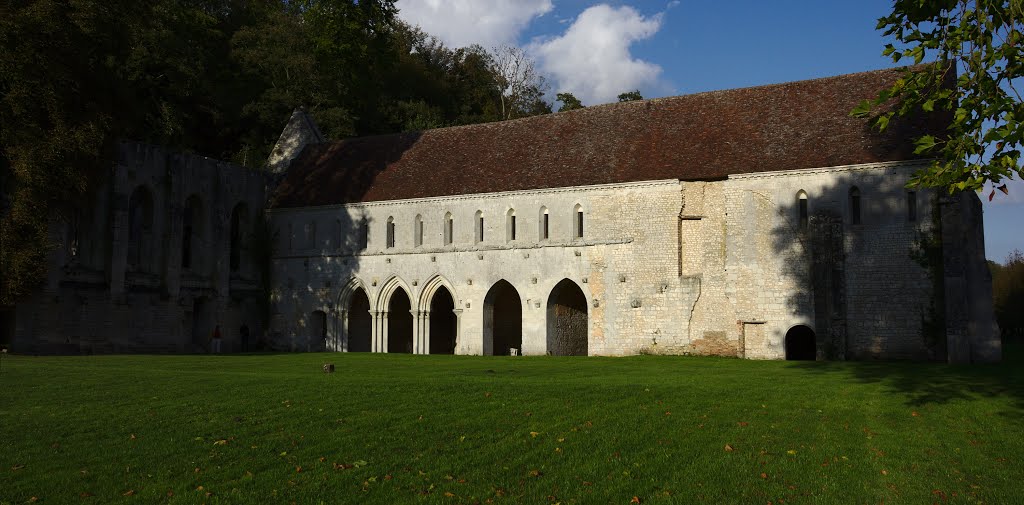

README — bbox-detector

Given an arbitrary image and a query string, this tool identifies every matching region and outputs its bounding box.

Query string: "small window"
[506,209,516,242]
[573,204,584,239]
[444,212,453,245]
[907,191,917,222]
[414,214,423,247]
[475,211,484,243]
[797,190,808,231]
[304,221,316,249]
[360,220,369,251]
[386,217,395,248]
[539,207,549,240]
[849,187,861,225]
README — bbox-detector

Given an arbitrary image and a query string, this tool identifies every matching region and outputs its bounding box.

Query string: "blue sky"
[395,0,1023,262]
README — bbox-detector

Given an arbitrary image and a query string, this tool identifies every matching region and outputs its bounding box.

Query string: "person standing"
[211,325,222,353]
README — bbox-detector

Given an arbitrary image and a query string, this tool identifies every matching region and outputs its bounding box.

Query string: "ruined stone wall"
[11,142,269,354]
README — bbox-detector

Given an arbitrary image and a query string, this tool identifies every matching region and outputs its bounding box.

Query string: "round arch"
[546,278,589,356]
[785,325,817,360]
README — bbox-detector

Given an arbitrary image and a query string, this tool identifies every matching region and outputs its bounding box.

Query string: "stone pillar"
[414,310,429,355]
[340,309,349,352]
[453,308,463,354]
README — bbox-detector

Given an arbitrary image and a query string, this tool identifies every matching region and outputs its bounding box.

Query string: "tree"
[854,0,1023,197]
[617,90,643,102]
[991,249,1024,338]
[490,45,551,120]
[556,92,585,112]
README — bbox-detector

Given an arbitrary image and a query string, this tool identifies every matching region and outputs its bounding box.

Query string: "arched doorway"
[347,288,372,352]
[546,279,588,356]
[429,286,457,354]
[388,289,413,353]
[483,280,522,356]
[785,325,817,360]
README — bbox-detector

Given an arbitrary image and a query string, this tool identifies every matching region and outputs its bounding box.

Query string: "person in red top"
[211,325,222,353]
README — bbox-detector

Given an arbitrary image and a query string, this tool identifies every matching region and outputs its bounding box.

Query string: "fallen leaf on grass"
[881,470,889,475]
[912,411,920,417]
[295,466,302,473]
[760,473,767,479]
[11,464,24,471]
[213,439,228,446]
[444,492,455,497]
[738,422,749,427]
[80,492,94,497]
[122,490,135,496]
[724,444,734,452]
[530,432,541,438]
[484,392,492,398]
[786,450,796,455]
[28,497,38,503]
[631,497,641,503]
[129,434,136,440]
[529,469,543,477]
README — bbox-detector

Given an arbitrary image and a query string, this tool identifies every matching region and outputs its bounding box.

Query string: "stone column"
[340,309,349,352]
[453,308,463,354]
[414,310,429,355]
[370,310,383,353]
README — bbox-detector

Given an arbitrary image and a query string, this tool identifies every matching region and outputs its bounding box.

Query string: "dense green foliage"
[855,0,1023,196]
[990,249,1024,337]
[556,92,585,112]
[1,351,1021,503]
[617,90,644,102]
[0,0,558,306]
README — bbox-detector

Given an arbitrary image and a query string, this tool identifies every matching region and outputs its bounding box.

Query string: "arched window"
[573,204,584,239]
[797,190,808,231]
[230,203,248,272]
[475,210,484,243]
[907,191,917,222]
[414,214,424,247]
[539,206,549,240]
[506,209,516,242]
[128,186,153,270]
[386,217,395,248]
[304,221,317,249]
[849,187,861,225]
[444,212,453,246]
[359,219,369,251]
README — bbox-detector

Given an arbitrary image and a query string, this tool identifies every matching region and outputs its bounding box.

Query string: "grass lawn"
[1,346,1022,504]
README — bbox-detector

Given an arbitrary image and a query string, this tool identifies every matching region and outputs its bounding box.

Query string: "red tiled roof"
[271,67,947,207]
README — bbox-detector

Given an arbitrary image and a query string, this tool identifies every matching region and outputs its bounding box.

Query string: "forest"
[0,0,561,305]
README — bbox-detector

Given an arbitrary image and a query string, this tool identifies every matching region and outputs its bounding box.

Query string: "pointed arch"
[375,275,413,314]
[483,279,522,356]
[546,278,589,356]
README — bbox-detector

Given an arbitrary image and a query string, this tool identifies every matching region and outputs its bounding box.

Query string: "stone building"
[4,142,270,353]
[2,67,1001,362]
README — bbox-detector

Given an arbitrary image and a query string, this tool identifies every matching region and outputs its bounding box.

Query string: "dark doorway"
[785,325,817,360]
[190,297,213,351]
[347,288,372,352]
[388,289,413,353]
[429,286,457,354]
[546,279,588,356]
[483,280,522,356]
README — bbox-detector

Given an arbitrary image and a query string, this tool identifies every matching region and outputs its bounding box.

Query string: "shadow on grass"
[788,339,1024,413]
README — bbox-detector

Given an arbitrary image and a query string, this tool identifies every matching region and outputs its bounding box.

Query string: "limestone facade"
[266,160,1000,361]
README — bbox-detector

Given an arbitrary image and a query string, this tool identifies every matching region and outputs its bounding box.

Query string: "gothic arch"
[546,278,589,356]
[375,275,412,314]
[419,275,460,355]
[483,279,522,356]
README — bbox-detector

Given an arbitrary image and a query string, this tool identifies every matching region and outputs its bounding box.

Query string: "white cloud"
[528,4,665,105]
[395,0,553,49]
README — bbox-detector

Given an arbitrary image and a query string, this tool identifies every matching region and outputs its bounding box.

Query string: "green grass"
[1,346,1022,504]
